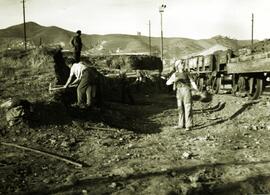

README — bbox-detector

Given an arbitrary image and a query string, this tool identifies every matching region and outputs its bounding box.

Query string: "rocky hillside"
[0,22,252,58]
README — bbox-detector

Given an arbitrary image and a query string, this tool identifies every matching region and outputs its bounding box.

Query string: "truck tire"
[248,77,263,100]
[231,74,239,95]
[211,77,221,94]
[198,77,204,91]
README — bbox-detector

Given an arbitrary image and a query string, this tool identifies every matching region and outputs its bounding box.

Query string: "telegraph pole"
[251,13,254,52]
[148,20,151,56]
[22,0,27,50]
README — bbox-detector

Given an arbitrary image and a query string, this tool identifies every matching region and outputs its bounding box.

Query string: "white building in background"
[116,48,121,53]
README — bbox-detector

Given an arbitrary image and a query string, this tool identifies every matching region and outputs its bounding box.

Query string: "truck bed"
[227,52,270,74]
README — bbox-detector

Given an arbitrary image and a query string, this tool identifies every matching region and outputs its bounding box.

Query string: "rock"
[127,185,136,192]
[22,138,28,142]
[182,152,192,159]
[111,167,135,177]
[49,139,56,145]
[61,141,68,147]
[109,182,117,188]
[0,98,13,109]
[69,138,77,146]
[4,99,32,128]
[102,138,114,146]
[65,174,79,185]
[251,125,258,131]
[43,178,51,184]
[242,125,250,130]
[233,146,240,150]
[127,144,133,149]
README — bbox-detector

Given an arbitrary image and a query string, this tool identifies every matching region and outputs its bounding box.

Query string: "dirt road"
[1,89,270,194]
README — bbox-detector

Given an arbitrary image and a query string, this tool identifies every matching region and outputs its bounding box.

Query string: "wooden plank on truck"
[204,54,213,67]
[189,57,197,69]
[218,52,228,64]
[227,57,270,73]
[229,57,239,63]
[198,56,204,67]
[239,55,253,62]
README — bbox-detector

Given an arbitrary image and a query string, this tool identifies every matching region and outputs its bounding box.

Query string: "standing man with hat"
[71,30,83,63]
[166,59,198,131]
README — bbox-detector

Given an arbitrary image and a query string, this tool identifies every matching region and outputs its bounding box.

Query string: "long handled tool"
[49,83,65,92]
[49,83,77,93]
[1,142,83,168]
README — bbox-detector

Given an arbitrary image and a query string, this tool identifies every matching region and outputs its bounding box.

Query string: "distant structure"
[116,48,121,53]
[159,4,166,61]
[137,32,141,36]
[22,0,27,50]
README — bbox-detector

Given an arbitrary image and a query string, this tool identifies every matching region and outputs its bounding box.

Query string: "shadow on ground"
[29,92,176,135]
[23,160,270,195]
[193,100,259,130]
[193,101,226,114]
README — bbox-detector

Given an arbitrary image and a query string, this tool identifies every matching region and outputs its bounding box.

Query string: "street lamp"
[159,4,166,61]
[22,0,27,50]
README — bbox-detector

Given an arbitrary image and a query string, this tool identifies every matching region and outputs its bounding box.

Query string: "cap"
[66,57,76,65]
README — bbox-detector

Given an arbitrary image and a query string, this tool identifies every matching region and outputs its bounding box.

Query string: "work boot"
[71,103,79,108]
[173,125,184,129]
[185,127,191,131]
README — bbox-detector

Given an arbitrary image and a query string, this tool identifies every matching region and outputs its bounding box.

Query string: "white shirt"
[69,62,87,79]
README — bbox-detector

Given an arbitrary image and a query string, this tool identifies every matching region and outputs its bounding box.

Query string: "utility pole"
[22,0,27,50]
[159,4,166,61]
[251,13,254,52]
[148,20,151,56]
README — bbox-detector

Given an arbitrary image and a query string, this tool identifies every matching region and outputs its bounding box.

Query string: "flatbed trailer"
[183,49,270,99]
[227,51,270,99]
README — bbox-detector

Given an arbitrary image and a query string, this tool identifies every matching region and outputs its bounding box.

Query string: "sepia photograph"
[0,0,270,194]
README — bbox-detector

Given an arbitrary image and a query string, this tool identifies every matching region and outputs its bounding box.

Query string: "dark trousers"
[176,87,193,128]
[77,70,96,106]
[74,50,81,63]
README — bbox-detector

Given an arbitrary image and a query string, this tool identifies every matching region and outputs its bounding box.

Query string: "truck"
[183,40,270,99]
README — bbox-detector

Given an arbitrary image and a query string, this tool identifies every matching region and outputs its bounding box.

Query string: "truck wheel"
[211,77,221,94]
[198,77,204,91]
[248,77,263,100]
[231,74,239,95]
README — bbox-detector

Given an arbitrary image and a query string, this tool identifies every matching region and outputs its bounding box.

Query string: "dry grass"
[0,47,56,102]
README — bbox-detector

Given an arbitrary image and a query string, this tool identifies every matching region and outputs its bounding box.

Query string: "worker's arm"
[70,37,74,47]
[190,78,199,91]
[166,73,176,86]
[64,75,73,88]
[71,78,80,85]
[64,66,74,88]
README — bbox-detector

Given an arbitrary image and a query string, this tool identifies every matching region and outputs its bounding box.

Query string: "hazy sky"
[0,0,269,40]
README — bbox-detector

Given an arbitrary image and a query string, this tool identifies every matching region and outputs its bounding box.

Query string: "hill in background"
[0,22,252,58]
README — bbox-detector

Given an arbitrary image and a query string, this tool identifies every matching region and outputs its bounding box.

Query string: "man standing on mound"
[70,30,82,63]
[166,60,198,131]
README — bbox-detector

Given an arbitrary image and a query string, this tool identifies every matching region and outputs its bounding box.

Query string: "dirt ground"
[0,61,270,194]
